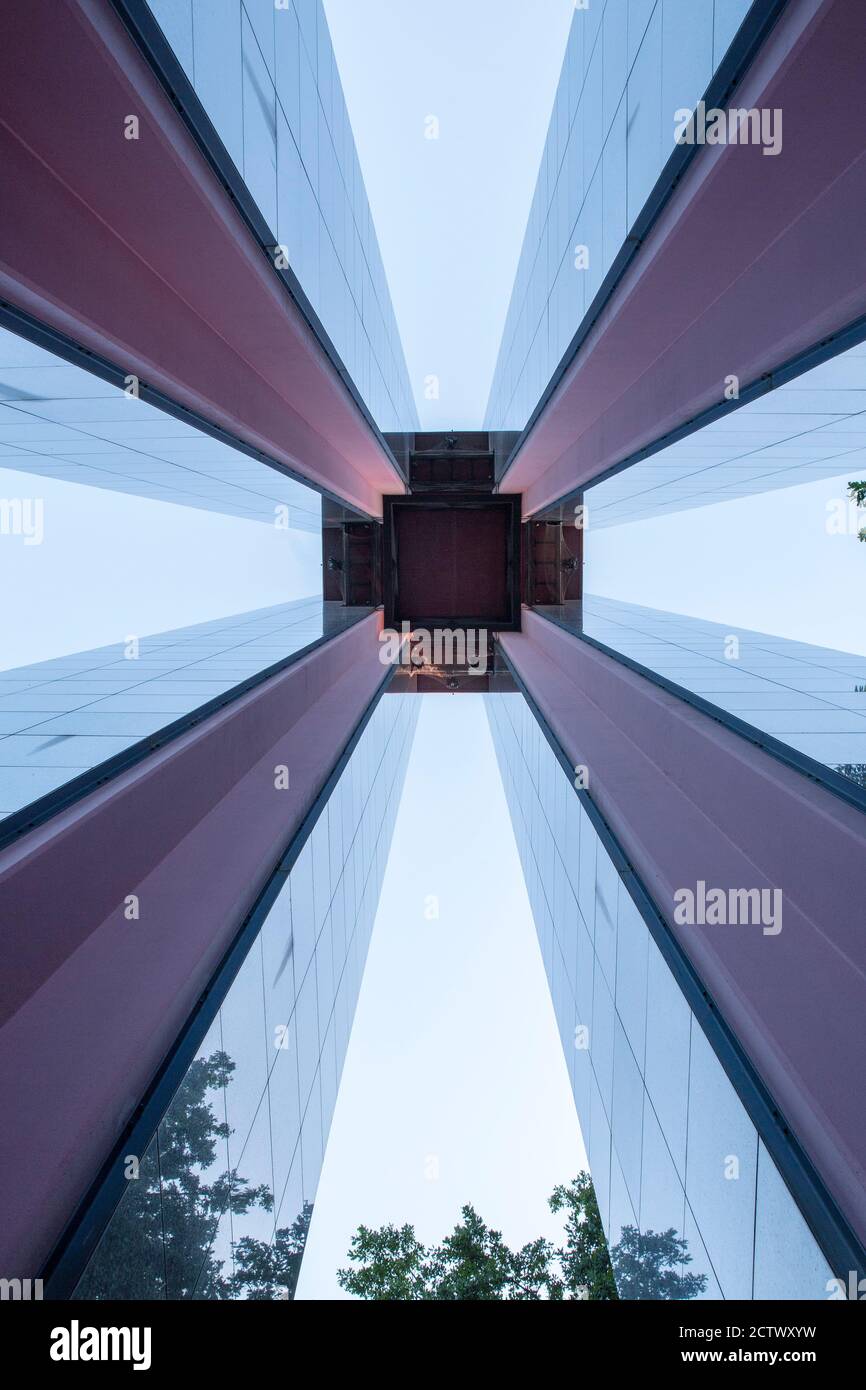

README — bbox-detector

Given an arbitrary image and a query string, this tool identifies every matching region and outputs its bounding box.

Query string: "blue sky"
[0,1,585,1296]
[296,695,583,1298]
[323,0,576,428]
[294,3,586,1293]
[0,471,321,670]
[587,475,866,658]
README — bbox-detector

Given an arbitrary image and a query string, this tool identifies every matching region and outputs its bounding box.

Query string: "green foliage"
[339,1170,707,1301]
[227,1204,313,1300]
[611,1225,705,1301]
[77,1048,708,1305]
[339,1223,432,1300]
[847,481,866,509]
[425,1206,556,1300]
[75,1051,310,1301]
[549,1172,618,1300]
[339,1206,558,1301]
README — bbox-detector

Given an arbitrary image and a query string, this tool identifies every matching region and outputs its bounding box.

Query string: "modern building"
[0,600,367,821]
[485,0,757,437]
[75,684,418,1299]
[1,0,865,1304]
[583,341,866,527]
[486,689,836,1299]
[0,0,420,1301]
[544,594,866,786]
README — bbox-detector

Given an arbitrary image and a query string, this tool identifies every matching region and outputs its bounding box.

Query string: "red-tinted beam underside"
[0,0,403,517]
[504,0,866,517]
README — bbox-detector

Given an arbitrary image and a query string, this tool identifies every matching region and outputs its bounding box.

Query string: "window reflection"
[76,1049,286,1301]
[145,0,418,433]
[610,1225,706,1302]
[530,597,866,793]
[74,692,418,1299]
[485,689,834,1299]
[486,0,741,432]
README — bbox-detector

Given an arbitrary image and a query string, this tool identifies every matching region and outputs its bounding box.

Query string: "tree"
[338,1206,558,1301]
[338,1222,435,1300]
[76,1050,309,1301]
[339,1172,707,1301]
[549,1172,617,1300]
[846,482,866,541]
[611,1225,706,1301]
[424,1206,556,1301]
[229,1203,313,1300]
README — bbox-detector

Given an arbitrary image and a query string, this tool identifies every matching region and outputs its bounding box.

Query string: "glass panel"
[73,1139,165,1300]
[753,1141,835,1300]
[485,0,735,432]
[486,688,834,1299]
[684,1023,758,1300]
[191,0,244,170]
[144,0,417,433]
[75,693,420,1298]
[241,10,278,229]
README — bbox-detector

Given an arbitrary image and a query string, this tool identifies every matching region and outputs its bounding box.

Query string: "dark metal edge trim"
[495,640,866,1289]
[0,301,379,521]
[535,607,866,818]
[0,607,378,855]
[40,664,395,1299]
[108,0,407,485]
[497,0,793,485]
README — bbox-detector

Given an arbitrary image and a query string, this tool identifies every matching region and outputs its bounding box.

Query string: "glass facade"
[0,325,323,528]
[536,596,866,789]
[74,686,419,1299]
[0,599,373,822]
[145,0,418,432]
[486,688,835,1299]
[584,341,866,526]
[485,0,753,433]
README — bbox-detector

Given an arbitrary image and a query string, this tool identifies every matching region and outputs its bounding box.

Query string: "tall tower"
[0,0,865,1304]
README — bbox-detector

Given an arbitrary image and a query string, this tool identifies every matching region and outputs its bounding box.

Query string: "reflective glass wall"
[554,336,866,795]
[486,689,834,1299]
[0,599,374,823]
[0,319,387,832]
[74,687,419,1299]
[0,324,322,525]
[585,341,866,526]
[145,0,418,432]
[485,0,754,433]
[557,596,866,791]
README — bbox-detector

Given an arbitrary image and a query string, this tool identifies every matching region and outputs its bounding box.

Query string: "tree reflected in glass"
[76,1051,311,1301]
[611,1225,707,1301]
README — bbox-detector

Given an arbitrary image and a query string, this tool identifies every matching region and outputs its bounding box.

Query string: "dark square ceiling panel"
[383,493,521,629]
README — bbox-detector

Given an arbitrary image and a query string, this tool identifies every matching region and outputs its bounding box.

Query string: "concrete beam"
[0,613,385,1277]
[0,0,403,516]
[503,0,866,516]
[502,610,866,1252]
